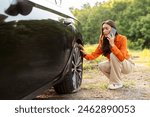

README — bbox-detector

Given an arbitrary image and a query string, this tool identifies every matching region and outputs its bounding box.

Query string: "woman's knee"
[98,62,103,71]
[122,60,134,74]
[110,53,115,58]
[98,61,110,72]
[110,53,120,62]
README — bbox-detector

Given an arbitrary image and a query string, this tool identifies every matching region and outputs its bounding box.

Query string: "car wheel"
[54,42,83,94]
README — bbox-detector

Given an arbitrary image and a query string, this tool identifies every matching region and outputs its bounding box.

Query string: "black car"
[0,0,83,99]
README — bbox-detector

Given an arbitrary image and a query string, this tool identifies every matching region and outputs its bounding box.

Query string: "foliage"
[128,39,145,50]
[71,0,150,49]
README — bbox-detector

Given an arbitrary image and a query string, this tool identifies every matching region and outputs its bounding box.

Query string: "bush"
[128,38,145,50]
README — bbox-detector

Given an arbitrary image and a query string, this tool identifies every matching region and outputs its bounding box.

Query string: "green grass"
[130,49,150,66]
[82,82,108,90]
[123,80,136,88]
[83,44,106,75]
[83,44,150,67]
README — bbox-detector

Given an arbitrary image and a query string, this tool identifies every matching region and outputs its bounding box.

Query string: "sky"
[62,0,108,9]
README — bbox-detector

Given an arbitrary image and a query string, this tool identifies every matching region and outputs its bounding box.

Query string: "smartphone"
[109,28,116,38]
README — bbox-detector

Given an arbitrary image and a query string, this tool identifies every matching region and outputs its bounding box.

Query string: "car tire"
[54,42,83,94]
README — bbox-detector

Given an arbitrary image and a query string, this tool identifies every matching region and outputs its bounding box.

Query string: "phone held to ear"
[109,28,116,38]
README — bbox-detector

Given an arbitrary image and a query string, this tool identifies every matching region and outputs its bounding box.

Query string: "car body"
[0,0,83,99]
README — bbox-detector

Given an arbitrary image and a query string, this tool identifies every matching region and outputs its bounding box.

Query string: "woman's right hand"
[79,44,87,57]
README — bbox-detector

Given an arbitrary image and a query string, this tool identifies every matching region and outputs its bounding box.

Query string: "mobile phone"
[109,28,116,38]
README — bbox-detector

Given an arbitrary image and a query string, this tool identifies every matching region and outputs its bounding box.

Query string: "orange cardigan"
[84,34,130,62]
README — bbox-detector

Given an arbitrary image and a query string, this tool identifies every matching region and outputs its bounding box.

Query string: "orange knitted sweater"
[84,34,130,62]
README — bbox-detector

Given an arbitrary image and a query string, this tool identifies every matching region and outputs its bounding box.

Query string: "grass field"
[83,44,150,66]
[83,44,150,79]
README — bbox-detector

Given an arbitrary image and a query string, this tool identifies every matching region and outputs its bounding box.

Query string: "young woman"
[80,19,135,90]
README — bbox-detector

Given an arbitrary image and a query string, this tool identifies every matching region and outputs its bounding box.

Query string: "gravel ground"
[35,63,150,100]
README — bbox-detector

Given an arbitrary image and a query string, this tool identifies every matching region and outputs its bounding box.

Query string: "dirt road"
[36,62,150,100]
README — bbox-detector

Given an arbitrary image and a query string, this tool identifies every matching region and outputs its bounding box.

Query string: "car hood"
[28,0,77,20]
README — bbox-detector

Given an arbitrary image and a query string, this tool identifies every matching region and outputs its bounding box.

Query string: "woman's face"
[102,23,112,36]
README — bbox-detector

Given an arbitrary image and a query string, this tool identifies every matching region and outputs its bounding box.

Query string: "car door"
[0,0,76,99]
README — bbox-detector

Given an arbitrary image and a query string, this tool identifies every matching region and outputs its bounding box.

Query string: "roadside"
[36,59,150,100]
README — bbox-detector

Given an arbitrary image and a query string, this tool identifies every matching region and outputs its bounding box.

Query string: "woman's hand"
[106,34,115,47]
[79,44,87,57]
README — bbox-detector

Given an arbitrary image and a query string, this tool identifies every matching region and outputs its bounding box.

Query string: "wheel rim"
[71,45,83,89]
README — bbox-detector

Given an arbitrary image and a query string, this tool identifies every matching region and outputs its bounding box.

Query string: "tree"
[72,0,150,49]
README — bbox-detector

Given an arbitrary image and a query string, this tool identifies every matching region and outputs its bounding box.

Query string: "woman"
[80,19,135,90]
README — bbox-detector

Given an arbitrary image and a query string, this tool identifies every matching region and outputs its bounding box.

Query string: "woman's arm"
[84,44,103,60]
[110,35,129,61]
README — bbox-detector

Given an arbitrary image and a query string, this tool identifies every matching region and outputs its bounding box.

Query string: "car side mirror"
[5,0,33,16]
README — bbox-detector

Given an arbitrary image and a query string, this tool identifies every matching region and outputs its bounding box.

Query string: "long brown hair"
[101,20,117,56]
